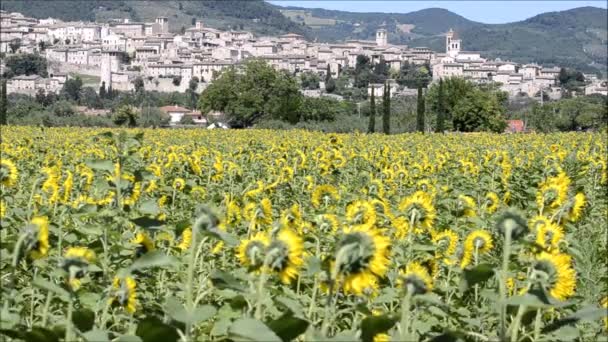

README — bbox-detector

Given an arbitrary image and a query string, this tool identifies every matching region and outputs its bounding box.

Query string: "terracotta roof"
[506,120,525,133]
[159,105,190,113]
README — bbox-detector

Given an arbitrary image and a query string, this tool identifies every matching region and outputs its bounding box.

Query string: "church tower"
[446,28,461,57]
[376,28,387,47]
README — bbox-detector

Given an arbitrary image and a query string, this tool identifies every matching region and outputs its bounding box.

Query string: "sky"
[268,1,607,24]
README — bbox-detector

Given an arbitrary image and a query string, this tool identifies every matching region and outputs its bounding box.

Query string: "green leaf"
[128,251,177,272]
[115,335,143,342]
[138,200,160,216]
[83,329,110,342]
[228,318,281,342]
[459,263,496,292]
[23,327,59,342]
[72,308,95,332]
[266,314,309,342]
[303,256,321,276]
[202,227,238,247]
[275,296,304,318]
[542,305,607,334]
[136,316,179,342]
[85,160,114,172]
[164,297,216,325]
[360,314,398,342]
[0,328,24,340]
[210,270,247,292]
[130,217,165,230]
[32,278,70,303]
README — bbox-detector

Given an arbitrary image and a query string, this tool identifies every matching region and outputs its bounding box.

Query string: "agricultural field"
[0,126,607,342]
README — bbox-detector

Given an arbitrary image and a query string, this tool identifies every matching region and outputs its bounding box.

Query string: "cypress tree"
[368,87,375,133]
[0,80,7,125]
[99,81,106,99]
[435,78,445,133]
[382,81,390,134]
[416,86,425,132]
[325,64,331,83]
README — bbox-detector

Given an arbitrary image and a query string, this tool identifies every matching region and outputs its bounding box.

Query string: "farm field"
[0,126,607,341]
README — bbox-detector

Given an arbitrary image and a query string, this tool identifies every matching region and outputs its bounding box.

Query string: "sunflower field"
[1,126,607,342]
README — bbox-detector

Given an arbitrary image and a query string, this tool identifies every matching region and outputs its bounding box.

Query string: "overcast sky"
[268,1,607,24]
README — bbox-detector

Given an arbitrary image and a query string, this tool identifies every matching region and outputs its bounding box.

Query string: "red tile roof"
[506,120,525,133]
[159,105,190,113]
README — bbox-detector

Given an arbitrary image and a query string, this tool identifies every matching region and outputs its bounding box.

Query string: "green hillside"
[1,1,605,74]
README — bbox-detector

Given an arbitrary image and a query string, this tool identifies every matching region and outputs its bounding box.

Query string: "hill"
[1,1,605,74]
[0,0,307,37]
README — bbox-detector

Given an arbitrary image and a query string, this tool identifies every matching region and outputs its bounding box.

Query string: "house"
[505,120,525,133]
[159,105,190,125]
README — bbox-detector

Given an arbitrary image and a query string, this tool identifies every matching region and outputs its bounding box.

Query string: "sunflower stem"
[255,249,280,320]
[26,178,41,220]
[65,298,74,342]
[533,309,542,341]
[500,225,513,341]
[474,243,479,304]
[307,275,319,319]
[41,291,52,326]
[510,304,527,342]
[400,284,414,341]
[185,226,198,341]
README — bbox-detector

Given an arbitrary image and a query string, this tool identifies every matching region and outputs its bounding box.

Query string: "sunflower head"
[432,229,459,264]
[333,226,390,295]
[111,276,137,314]
[61,247,96,291]
[132,232,155,257]
[398,262,434,295]
[535,222,564,254]
[485,192,500,214]
[177,228,192,251]
[533,252,576,301]
[345,200,377,228]
[460,230,494,269]
[457,195,477,218]
[398,191,436,233]
[496,211,528,240]
[237,232,270,270]
[0,158,18,187]
[22,216,50,260]
[172,178,186,191]
[266,229,304,284]
[311,185,340,209]
[565,192,586,222]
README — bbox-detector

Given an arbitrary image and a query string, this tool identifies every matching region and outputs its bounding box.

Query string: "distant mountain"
[278,5,607,74]
[0,0,307,37]
[1,1,605,74]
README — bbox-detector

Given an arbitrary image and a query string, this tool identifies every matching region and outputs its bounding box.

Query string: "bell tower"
[446,28,461,57]
[376,28,387,47]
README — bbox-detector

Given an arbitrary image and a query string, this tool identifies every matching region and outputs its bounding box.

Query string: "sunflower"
[243,198,273,228]
[266,229,304,284]
[460,230,494,269]
[317,214,340,233]
[536,174,570,212]
[485,192,500,214]
[601,297,608,330]
[397,261,434,295]
[345,200,377,229]
[311,185,340,209]
[237,232,270,270]
[334,225,390,296]
[27,216,50,260]
[0,200,6,218]
[535,222,564,253]
[373,333,391,342]
[225,196,242,226]
[190,186,206,199]
[61,247,96,291]
[533,252,576,301]
[398,191,436,233]
[565,192,586,222]
[529,215,552,233]
[0,158,18,187]
[111,276,137,314]
[280,203,302,231]
[177,228,192,251]
[172,178,186,191]
[61,171,74,204]
[132,232,155,257]
[431,229,459,265]
[458,195,477,217]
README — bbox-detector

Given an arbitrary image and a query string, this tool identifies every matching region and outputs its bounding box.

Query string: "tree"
[9,39,21,53]
[435,78,446,132]
[38,41,46,52]
[325,64,331,83]
[300,71,320,90]
[61,77,83,101]
[81,87,101,108]
[371,58,389,84]
[132,76,144,93]
[191,17,196,26]
[99,81,107,99]
[354,55,372,89]
[198,59,303,127]
[368,87,376,133]
[0,80,7,125]
[325,77,336,93]
[426,77,476,124]
[3,53,48,78]
[172,76,182,86]
[52,100,75,117]
[187,77,199,109]
[451,89,507,132]
[112,105,138,127]
[416,86,425,132]
[180,26,186,35]
[382,81,390,134]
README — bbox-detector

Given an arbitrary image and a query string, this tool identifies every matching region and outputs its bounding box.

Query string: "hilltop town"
[2,9,606,101]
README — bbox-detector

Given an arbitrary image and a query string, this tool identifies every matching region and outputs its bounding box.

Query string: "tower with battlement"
[100,50,123,90]
[376,28,387,47]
